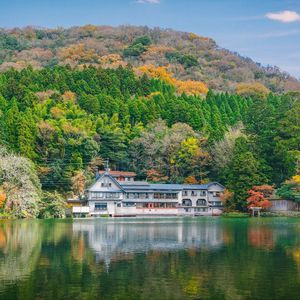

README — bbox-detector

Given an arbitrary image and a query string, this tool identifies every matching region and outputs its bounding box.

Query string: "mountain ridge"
[0,24,299,92]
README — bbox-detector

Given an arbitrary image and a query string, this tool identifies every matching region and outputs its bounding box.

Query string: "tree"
[220,189,234,211]
[71,170,86,198]
[236,82,270,99]
[247,189,271,210]
[224,137,266,210]
[18,108,37,159]
[0,146,41,218]
[39,191,66,218]
[277,176,300,202]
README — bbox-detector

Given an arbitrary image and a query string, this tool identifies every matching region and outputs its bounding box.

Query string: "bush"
[38,191,67,219]
[165,52,198,68]
[123,35,152,57]
[132,35,152,46]
[123,43,147,57]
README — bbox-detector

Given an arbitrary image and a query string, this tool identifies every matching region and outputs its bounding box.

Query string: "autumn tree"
[247,189,271,210]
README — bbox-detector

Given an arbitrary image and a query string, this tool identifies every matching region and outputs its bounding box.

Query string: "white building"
[73,170,225,217]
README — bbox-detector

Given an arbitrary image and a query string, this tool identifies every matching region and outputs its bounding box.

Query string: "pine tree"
[224,137,266,210]
[18,108,37,159]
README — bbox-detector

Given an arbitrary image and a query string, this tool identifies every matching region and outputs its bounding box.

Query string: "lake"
[1,217,300,300]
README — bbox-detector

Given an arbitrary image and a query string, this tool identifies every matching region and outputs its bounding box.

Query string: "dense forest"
[0,25,300,92]
[0,63,299,217]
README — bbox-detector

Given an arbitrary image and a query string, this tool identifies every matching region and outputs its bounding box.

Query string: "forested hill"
[0,64,300,218]
[0,25,299,92]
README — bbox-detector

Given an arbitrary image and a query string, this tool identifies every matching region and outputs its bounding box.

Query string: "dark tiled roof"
[120,182,214,191]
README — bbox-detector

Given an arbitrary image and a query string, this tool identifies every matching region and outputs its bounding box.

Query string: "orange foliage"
[251,185,274,198]
[247,190,271,209]
[136,64,208,95]
[220,189,234,204]
[147,169,169,182]
[58,43,99,63]
[184,176,199,184]
[0,192,6,209]
[0,228,6,248]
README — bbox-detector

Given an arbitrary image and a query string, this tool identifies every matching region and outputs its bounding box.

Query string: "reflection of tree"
[248,227,274,250]
[0,221,42,282]
[3,219,300,299]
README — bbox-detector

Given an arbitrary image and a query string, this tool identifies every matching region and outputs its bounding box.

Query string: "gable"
[87,173,124,192]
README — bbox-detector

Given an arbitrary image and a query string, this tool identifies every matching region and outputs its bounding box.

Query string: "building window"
[95,203,107,211]
[191,191,197,196]
[200,190,206,196]
[182,199,192,206]
[182,191,188,196]
[123,202,136,207]
[195,207,208,212]
[196,199,206,206]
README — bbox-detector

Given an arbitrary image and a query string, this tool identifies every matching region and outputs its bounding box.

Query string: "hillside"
[0,25,299,92]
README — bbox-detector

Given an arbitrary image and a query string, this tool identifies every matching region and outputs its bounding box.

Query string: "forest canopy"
[0,64,299,216]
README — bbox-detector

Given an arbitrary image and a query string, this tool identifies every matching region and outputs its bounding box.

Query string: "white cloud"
[266,10,300,23]
[136,0,160,4]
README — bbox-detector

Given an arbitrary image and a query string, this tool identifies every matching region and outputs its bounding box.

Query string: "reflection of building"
[72,219,224,264]
[72,169,224,217]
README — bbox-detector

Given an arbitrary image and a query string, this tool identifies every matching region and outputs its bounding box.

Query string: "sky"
[0,0,299,78]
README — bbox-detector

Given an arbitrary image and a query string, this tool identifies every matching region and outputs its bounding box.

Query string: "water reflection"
[0,220,42,283]
[72,218,224,265]
[1,218,300,299]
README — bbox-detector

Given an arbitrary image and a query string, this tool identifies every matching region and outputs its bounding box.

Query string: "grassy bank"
[222,212,250,218]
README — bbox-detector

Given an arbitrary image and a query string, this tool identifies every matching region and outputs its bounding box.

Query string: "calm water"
[1,218,300,300]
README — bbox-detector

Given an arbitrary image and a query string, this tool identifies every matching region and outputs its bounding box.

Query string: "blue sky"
[0,0,299,78]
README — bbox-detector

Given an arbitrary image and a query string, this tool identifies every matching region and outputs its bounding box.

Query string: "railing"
[72,206,90,213]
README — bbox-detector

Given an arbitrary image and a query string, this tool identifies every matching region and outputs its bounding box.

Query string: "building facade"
[73,170,225,217]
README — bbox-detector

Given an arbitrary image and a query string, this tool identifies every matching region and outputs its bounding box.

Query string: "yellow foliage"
[100,54,127,68]
[291,175,300,184]
[236,82,270,98]
[146,91,161,99]
[50,107,65,119]
[142,45,175,59]
[61,123,81,136]
[136,64,208,95]
[81,24,97,32]
[189,33,200,40]
[58,43,99,63]
[189,33,211,42]
[176,80,208,96]
[62,91,76,103]
[184,176,199,184]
